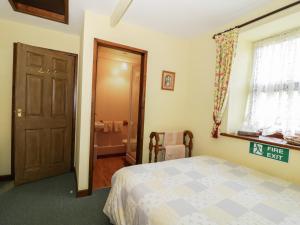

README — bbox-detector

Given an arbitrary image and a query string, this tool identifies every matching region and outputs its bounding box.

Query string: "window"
[244,29,300,136]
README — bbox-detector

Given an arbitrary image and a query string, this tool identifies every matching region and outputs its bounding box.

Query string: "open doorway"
[89,39,147,192]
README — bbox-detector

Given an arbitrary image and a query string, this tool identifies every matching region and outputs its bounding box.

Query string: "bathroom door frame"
[88,38,148,194]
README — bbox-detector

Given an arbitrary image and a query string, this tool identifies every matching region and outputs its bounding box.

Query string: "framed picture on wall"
[161,71,175,91]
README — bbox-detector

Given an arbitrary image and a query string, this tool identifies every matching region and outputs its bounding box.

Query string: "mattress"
[103,156,300,225]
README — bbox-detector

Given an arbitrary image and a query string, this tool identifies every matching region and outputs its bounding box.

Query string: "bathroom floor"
[93,155,127,190]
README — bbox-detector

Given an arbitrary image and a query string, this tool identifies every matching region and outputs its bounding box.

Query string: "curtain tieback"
[212,115,221,138]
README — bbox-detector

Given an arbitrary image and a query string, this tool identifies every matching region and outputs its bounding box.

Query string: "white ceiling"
[0,0,273,37]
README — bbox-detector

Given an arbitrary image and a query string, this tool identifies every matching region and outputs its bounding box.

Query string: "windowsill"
[220,133,300,151]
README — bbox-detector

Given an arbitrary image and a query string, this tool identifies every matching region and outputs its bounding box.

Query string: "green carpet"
[0,173,112,225]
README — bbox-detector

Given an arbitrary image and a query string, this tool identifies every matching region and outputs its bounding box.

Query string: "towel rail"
[97,120,129,126]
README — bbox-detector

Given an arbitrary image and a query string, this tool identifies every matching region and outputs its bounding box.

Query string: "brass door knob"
[17,109,23,118]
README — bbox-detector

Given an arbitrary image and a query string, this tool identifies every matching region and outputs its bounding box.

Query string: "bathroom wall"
[95,57,131,122]
[94,50,141,154]
[94,56,131,150]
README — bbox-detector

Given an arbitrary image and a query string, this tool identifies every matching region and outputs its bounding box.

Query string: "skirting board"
[0,175,13,182]
[73,166,90,198]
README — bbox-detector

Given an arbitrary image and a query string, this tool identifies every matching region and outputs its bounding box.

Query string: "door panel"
[51,78,67,116]
[50,128,65,164]
[51,57,68,73]
[24,129,42,172]
[26,74,44,116]
[26,51,45,68]
[13,43,75,185]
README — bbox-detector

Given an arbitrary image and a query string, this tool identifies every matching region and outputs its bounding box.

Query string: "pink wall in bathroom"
[94,52,141,154]
[95,57,131,122]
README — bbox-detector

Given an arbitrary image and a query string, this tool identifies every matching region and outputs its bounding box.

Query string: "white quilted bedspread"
[104,156,300,225]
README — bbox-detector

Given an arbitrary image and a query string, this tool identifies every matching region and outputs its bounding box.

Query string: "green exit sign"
[249,142,289,163]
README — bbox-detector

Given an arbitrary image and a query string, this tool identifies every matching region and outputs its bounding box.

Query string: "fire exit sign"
[249,142,289,163]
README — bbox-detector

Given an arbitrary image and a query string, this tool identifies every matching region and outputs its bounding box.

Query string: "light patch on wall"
[111,67,119,76]
[110,64,129,86]
[121,62,128,71]
[109,63,129,76]
[109,76,127,86]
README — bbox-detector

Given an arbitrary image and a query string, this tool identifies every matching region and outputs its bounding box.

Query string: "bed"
[103,156,300,225]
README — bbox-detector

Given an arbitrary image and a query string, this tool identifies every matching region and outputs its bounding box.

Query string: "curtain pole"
[212,1,300,39]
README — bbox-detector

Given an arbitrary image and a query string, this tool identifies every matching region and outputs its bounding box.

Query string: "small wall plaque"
[161,71,175,91]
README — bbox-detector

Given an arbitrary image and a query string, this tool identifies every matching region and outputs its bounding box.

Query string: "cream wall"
[227,38,253,133]
[0,19,80,176]
[76,11,190,190]
[188,0,300,185]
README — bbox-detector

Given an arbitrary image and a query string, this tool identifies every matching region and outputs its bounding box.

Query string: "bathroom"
[92,46,142,189]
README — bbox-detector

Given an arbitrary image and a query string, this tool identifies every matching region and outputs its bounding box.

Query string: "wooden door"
[13,43,76,185]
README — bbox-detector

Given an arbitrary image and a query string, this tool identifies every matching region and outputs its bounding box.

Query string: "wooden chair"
[149,130,193,163]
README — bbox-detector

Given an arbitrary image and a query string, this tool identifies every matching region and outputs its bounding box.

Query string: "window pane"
[245,29,300,136]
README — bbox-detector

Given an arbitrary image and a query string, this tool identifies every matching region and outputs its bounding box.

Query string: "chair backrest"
[149,130,193,163]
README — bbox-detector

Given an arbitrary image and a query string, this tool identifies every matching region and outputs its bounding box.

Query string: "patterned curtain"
[212,29,239,138]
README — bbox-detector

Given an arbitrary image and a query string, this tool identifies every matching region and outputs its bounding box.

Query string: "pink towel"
[165,145,186,160]
[164,132,183,145]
